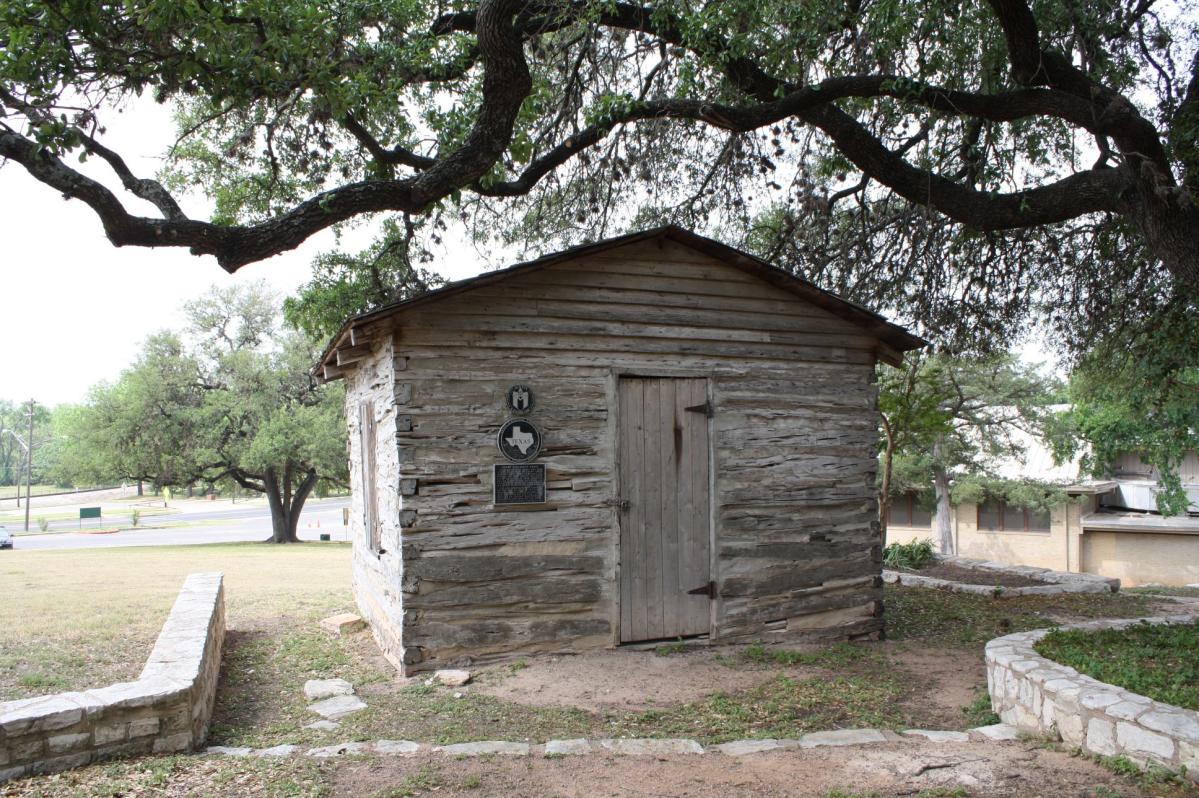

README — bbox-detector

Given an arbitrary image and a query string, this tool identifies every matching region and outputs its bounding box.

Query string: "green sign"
[79,507,102,519]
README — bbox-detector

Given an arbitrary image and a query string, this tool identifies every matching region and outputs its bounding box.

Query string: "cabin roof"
[316,225,927,379]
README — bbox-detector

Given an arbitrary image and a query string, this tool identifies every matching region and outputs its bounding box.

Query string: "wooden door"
[618,377,712,642]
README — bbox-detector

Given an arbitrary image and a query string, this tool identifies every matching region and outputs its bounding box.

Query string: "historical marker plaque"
[494,463,546,505]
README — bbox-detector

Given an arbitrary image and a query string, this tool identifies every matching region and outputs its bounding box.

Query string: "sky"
[0,100,486,407]
[0,96,1059,408]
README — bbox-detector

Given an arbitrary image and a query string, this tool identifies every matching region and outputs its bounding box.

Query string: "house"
[887,447,1199,587]
[316,226,925,674]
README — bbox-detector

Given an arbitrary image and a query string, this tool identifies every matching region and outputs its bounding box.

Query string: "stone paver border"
[884,554,1119,596]
[0,573,225,783]
[986,614,1199,780]
[202,726,1017,761]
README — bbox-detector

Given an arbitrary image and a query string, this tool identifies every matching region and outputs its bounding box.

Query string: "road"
[7,497,352,551]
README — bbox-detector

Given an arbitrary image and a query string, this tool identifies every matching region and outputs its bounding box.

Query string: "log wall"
[348,237,885,673]
[345,336,408,671]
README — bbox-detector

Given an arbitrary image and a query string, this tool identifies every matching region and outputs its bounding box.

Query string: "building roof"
[315,225,927,379]
[1081,510,1199,535]
[988,422,1084,485]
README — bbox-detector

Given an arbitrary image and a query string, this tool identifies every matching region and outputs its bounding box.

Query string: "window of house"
[888,491,932,527]
[358,400,381,554]
[977,499,1051,533]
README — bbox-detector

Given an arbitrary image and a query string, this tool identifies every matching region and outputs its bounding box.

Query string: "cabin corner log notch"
[320,225,924,674]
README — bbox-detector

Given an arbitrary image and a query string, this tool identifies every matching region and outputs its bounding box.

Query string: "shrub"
[883,539,936,570]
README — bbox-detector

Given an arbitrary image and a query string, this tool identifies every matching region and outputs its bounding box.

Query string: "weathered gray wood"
[395,328,876,365]
[643,378,663,638]
[406,577,604,607]
[681,378,712,636]
[618,377,710,642]
[339,235,891,672]
[403,310,877,349]
[359,400,380,553]
[406,554,603,582]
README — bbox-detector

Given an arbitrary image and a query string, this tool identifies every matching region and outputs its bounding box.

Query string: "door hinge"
[684,401,714,418]
[687,581,717,599]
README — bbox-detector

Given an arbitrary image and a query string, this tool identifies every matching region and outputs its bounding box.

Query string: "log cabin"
[316,225,925,674]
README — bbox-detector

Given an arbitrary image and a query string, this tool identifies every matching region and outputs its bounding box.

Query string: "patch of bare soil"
[885,643,988,729]
[477,647,818,711]
[334,741,1164,798]
[902,563,1046,588]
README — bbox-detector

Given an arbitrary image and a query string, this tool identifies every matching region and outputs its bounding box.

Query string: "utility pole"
[5,428,30,520]
[25,399,34,533]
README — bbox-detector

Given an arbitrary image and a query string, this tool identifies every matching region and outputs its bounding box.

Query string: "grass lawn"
[1127,585,1199,599]
[0,485,62,501]
[2,545,1193,798]
[0,542,353,701]
[884,584,1154,646]
[1035,621,1199,710]
[0,507,172,534]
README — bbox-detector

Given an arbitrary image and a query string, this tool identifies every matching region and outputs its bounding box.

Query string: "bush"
[131,509,140,527]
[883,539,936,570]
[36,517,49,532]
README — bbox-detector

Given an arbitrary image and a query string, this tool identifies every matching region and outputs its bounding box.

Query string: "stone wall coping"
[985,613,1199,781]
[0,572,225,784]
[884,554,1119,596]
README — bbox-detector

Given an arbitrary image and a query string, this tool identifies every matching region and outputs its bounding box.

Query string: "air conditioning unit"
[1104,479,1199,513]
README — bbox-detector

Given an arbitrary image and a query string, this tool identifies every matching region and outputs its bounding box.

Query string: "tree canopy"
[877,351,1061,550]
[1,0,1196,350]
[1051,299,1199,515]
[56,283,347,542]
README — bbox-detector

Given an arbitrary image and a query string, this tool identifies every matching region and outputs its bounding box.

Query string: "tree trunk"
[262,465,319,543]
[932,437,954,555]
[877,418,895,550]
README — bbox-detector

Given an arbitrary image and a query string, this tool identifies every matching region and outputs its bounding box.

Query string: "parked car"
[0,525,11,549]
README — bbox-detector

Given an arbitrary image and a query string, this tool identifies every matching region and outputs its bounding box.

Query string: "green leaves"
[879,350,1063,497]
[282,216,444,340]
[1056,295,1199,516]
[59,283,348,497]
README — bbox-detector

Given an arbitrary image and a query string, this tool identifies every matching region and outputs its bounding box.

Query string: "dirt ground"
[476,647,822,710]
[475,640,986,729]
[333,741,1166,798]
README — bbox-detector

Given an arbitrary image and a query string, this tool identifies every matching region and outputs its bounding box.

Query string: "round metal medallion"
[497,418,543,463]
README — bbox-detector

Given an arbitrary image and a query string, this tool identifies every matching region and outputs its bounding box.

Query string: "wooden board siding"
[618,377,712,642]
[383,237,883,672]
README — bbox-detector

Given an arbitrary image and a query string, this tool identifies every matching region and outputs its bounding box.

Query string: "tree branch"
[0,0,533,272]
[341,112,436,170]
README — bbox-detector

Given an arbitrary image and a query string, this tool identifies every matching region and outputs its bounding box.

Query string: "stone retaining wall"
[884,555,1119,596]
[986,615,1199,779]
[0,572,225,782]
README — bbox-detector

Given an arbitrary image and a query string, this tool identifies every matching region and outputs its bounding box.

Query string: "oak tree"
[0,0,1195,350]
[59,283,348,542]
[878,351,1060,552]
